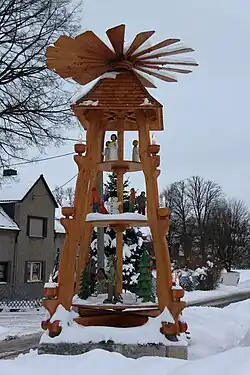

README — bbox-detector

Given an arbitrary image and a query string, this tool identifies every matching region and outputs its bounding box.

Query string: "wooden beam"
[136,110,172,311]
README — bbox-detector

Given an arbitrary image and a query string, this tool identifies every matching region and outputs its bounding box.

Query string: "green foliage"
[78,268,91,300]
[104,172,130,201]
[103,172,145,291]
[136,249,155,303]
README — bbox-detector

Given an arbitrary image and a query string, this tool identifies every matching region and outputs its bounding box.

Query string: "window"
[27,216,47,238]
[26,261,43,282]
[0,263,8,283]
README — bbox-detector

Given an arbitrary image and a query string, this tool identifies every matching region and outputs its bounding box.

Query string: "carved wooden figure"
[136,192,146,215]
[132,140,140,162]
[129,188,136,212]
[42,24,198,338]
[103,141,111,161]
[109,134,118,161]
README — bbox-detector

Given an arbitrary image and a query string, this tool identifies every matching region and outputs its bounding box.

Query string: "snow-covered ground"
[0,294,250,373]
[0,309,44,341]
[0,343,250,375]
[184,298,250,360]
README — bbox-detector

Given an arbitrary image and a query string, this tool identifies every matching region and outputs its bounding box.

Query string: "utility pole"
[97,171,105,268]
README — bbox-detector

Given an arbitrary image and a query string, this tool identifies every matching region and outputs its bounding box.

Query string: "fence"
[0,283,43,310]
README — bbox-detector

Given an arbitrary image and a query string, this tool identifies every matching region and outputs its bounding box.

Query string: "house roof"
[0,205,65,233]
[0,174,58,207]
[0,206,19,231]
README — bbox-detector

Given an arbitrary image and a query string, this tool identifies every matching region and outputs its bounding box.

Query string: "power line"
[33,173,78,198]
[56,174,78,190]
[1,151,75,169]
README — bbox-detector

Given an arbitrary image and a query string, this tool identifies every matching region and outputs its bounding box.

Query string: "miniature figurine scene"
[41,24,197,359]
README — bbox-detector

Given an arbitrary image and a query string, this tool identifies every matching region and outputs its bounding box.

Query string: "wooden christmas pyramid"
[42,24,197,339]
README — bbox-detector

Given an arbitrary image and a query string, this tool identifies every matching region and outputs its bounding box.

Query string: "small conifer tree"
[136,249,155,302]
[78,267,91,300]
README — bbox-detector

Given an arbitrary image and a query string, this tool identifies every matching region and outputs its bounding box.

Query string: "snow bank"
[183,298,250,360]
[2,346,250,375]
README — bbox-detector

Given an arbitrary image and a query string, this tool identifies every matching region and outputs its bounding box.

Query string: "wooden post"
[115,128,124,294]
[75,116,104,290]
[136,110,172,311]
[97,131,105,269]
[116,170,123,294]
[56,112,103,307]
[97,171,105,269]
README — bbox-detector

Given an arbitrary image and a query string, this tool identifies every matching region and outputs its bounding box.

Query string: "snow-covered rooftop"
[0,173,52,203]
[55,207,65,234]
[0,206,19,231]
[0,177,37,202]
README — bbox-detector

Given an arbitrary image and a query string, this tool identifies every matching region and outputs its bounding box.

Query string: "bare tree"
[186,176,223,261]
[211,199,250,271]
[160,180,195,262]
[54,185,74,206]
[0,0,82,167]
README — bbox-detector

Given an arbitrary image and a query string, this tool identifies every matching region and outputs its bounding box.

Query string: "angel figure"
[132,140,140,162]
[151,133,156,145]
[109,134,118,161]
[103,141,111,161]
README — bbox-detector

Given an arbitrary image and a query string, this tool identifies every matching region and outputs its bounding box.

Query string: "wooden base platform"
[72,301,160,328]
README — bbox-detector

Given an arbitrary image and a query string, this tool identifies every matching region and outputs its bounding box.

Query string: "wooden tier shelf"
[72,303,158,311]
[98,160,142,173]
[86,213,148,229]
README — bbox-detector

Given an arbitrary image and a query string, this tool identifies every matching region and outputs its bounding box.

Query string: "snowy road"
[0,309,43,340]
[0,309,43,359]
[0,333,41,359]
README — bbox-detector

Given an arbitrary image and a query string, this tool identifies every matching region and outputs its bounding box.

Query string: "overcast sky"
[5,0,250,205]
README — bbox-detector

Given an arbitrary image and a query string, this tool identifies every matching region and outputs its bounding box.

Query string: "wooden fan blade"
[106,24,125,57]
[136,67,178,83]
[46,57,107,73]
[75,31,115,61]
[138,47,194,61]
[72,66,107,85]
[134,71,156,88]
[136,59,199,67]
[125,31,155,57]
[54,35,75,49]
[135,63,192,74]
[131,38,180,59]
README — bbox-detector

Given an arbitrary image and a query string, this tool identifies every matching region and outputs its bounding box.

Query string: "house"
[0,175,65,301]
